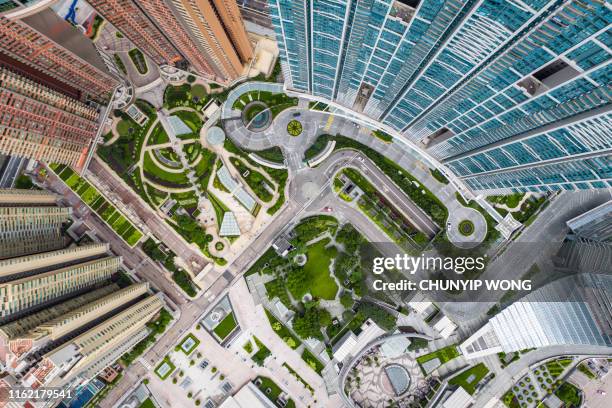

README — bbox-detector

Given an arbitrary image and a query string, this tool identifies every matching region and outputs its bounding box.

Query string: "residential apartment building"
[0,189,166,394]
[0,4,119,171]
[89,0,253,82]
[270,0,611,193]
[165,0,253,80]
[22,293,164,388]
[0,7,118,102]
[86,0,189,69]
[0,189,70,259]
[460,273,612,359]
[566,200,612,243]
[237,0,273,29]
[0,66,102,170]
[0,254,121,319]
[0,281,148,372]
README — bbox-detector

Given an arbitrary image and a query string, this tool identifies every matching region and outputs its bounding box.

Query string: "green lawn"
[254,376,296,408]
[177,333,200,355]
[213,313,238,340]
[232,90,298,118]
[555,382,581,407]
[54,165,142,246]
[417,345,460,366]
[128,48,147,74]
[172,110,202,139]
[148,124,170,145]
[191,84,206,98]
[208,192,229,228]
[252,336,271,366]
[139,398,155,408]
[143,151,191,185]
[301,348,325,375]
[448,363,490,394]
[154,357,176,380]
[116,119,133,137]
[289,238,338,300]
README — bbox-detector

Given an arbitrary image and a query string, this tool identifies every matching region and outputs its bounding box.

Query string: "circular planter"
[287,120,303,136]
[458,220,475,236]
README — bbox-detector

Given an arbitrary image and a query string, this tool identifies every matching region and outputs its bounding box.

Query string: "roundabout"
[286,119,303,136]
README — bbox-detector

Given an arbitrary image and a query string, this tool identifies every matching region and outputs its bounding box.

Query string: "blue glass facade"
[269,0,612,193]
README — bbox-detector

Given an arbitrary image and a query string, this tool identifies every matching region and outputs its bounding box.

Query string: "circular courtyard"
[343,336,441,408]
[242,101,272,132]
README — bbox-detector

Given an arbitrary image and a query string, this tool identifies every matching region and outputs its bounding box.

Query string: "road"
[84,106,611,408]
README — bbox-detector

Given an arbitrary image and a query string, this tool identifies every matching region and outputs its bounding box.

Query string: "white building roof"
[207,126,226,146]
[433,316,457,339]
[219,382,277,408]
[217,165,239,192]
[409,300,432,314]
[332,331,357,362]
[442,387,474,408]
[234,187,256,212]
[220,212,240,236]
[332,319,385,362]
[380,335,411,358]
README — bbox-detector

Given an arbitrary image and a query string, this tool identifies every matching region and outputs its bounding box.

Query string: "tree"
[187,74,196,83]
[340,293,354,309]
[357,302,396,330]
[335,253,358,282]
[286,267,307,297]
[336,223,364,253]
[293,307,330,340]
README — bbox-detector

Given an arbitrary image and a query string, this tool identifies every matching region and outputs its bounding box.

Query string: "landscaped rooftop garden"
[305,134,448,226]
[416,345,460,368]
[248,216,398,374]
[448,363,490,394]
[154,356,176,380]
[232,90,298,119]
[212,312,238,341]
[50,164,142,246]
[335,167,429,253]
[176,333,200,355]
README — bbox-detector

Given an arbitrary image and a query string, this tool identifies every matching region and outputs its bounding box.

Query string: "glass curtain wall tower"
[269,0,611,193]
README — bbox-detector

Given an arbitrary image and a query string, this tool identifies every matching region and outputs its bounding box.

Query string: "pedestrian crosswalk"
[324,114,335,131]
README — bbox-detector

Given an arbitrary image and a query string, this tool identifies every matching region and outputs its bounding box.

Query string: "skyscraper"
[0,189,70,259]
[566,200,612,243]
[86,0,196,70]
[0,189,168,391]
[0,66,103,170]
[89,0,253,82]
[460,273,612,359]
[270,0,611,193]
[0,5,119,171]
[164,0,253,80]
[0,8,119,102]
